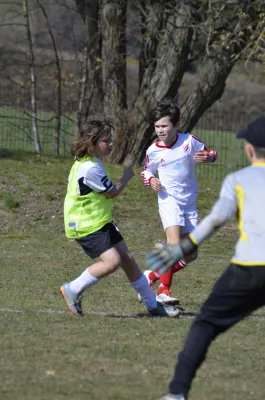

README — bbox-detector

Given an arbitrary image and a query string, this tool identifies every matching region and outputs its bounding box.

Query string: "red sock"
[157,261,187,295]
[148,270,160,282]
[149,260,187,283]
[157,268,174,294]
[172,260,187,273]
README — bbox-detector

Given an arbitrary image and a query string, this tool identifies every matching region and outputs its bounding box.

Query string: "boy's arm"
[141,151,159,186]
[191,134,217,163]
[202,146,217,163]
[104,166,134,198]
[190,175,236,244]
[83,163,134,199]
[147,174,237,273]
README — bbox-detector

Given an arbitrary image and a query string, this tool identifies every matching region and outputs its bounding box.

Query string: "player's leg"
[60,222,123,316]
[155,225,181,305]
[174,203,199,270]
[167,264,265,398]
[115,239,180,317]
[148,201,184,304]
[116,241,181,318]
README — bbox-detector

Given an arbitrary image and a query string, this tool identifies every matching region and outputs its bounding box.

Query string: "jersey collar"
[155,135,178,149]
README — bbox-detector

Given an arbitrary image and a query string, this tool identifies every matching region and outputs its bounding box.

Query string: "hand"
[123,166,135,182]
[193,150,212,163]
[150,177,162,192]
[146,243,184,275]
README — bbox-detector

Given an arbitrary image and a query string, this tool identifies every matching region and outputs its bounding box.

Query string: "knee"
[103,254,121,275]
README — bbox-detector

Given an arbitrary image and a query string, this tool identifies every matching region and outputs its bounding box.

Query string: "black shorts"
[76,222,123,259]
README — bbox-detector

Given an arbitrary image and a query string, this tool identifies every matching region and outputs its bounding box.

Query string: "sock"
[69,269,99,295]
[131,274,157,311]
[172,260,187,273]
[157,268,174,294]
[148,270,160,283]
[149,260,187,283]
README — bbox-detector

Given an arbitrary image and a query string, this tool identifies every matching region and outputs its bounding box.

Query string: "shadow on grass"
[0,148,38,160]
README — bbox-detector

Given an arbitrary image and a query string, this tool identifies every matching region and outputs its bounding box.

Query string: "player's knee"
[103,254,121,274]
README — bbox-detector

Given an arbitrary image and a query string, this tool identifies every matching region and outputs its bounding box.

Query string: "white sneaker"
[149,302,180,318]
[156,291,179,306]
[157,394,186,400]
[138,270,155,303]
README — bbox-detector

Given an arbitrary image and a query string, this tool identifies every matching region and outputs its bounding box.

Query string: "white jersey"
[141,133,216,206]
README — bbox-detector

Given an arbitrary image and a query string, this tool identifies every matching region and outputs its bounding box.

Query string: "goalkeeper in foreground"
[146,117,265,400]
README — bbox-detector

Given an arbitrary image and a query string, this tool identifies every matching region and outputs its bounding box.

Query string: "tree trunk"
[23,0,41,154]
[75,0,264,166]
[75,0,103,119]
[101,0,127,120]
[119,1,262,165]
[116,1,193,165]
[38,0,61,156]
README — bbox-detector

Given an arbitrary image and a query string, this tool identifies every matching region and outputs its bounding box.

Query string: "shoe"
[156,289,179,306]
[60,283,83,317]
[157,394,186,400]
[149,301,180,318]
[138,270,155,303]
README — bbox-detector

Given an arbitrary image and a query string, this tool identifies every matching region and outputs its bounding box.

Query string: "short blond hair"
[70,119,114,158]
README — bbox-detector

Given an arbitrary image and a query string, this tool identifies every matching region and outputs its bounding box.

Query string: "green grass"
[0,151,264,400]
[0,191,20,210]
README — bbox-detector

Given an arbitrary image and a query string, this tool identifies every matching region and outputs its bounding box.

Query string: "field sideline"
[0,150,265,400]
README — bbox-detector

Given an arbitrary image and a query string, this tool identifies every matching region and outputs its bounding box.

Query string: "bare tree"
[75,0,103,136]
[37,0,62,156]
[22,0,41,154]
[75,0,265,165]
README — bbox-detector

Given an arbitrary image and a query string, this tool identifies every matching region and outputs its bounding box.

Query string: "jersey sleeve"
[191,134,205,153]
[191,134,217,162]
[190,174,237,245]
[84,162,113,193]
[141,149,159,186]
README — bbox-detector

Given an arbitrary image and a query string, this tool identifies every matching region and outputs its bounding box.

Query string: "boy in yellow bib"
[61,118,179,318]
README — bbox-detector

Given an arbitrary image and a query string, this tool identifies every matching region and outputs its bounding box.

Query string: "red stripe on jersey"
[191,134,203,143]
[143,154,149,170]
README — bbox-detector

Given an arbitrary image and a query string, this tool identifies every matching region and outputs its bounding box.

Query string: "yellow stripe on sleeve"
[235,184,248,242]
[189,233,198,246]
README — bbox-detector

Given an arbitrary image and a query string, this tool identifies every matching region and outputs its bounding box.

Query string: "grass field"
[0,150,264,400]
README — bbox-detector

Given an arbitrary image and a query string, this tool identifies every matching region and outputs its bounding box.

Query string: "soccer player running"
[146,117,265,400]
[141,98,216,305]
[60,118,179,318]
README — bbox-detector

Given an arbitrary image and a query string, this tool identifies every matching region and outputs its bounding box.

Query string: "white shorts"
[158,200,198,233]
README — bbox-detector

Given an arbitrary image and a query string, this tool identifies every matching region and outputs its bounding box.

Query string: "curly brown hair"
[70,119,114,158]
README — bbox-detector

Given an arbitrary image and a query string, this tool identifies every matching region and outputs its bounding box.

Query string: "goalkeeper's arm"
[183,175,238,255]
[147,175,238,274]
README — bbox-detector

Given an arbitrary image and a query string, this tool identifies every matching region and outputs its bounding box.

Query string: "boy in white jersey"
[146,117,265,400]
[60,118,179,318]
[141,98,216,304]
